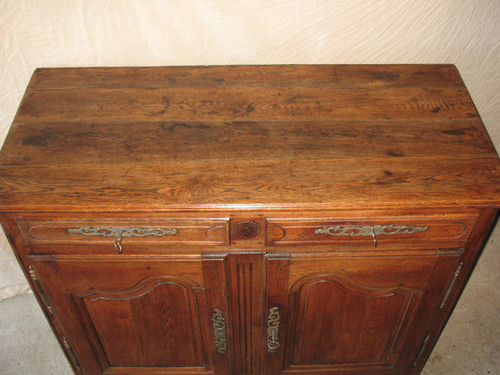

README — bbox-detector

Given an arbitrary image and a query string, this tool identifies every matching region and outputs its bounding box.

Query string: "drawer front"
[266,216,477,246]
[18,218,229,250]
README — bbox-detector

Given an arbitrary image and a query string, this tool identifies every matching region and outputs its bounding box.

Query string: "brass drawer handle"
[67,227,178,238]
[314,224,429,247]
[212,309,228,354]
[67,227,178,254]
[267,306,280,353]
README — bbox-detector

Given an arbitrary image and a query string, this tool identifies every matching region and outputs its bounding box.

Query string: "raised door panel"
[79,277,204,368]
[289,275,421,366]
[264,253,462,375]
[28,257,230,375]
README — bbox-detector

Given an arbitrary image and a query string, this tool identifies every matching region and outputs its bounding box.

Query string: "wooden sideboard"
[0,65,498,375]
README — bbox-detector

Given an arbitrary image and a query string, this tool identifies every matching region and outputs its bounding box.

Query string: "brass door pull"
[212,309,228,354]
[267,306,280,353]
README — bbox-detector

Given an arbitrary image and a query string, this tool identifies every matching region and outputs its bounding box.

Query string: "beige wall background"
[1,0,499,300]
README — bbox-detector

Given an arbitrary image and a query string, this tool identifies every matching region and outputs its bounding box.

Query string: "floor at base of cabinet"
[1,222,500,375]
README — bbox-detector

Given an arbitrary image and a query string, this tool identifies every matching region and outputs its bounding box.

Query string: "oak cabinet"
[1,65,499,375]
[22,235,468,375]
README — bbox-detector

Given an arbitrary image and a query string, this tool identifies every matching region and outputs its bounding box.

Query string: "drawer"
[18,218,230,251]
[266,216,477,246]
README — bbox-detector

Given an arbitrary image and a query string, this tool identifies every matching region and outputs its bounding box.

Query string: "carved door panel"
[264,252,462,375]
[28,256,232,375]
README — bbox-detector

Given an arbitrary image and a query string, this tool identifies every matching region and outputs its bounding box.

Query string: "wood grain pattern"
[16,86,478,123]
[28,65,465,89]
[290,276,419,366]
[79,278,204,367]
[0,119,495,165]
[0,64,498,212]
[0,157,498,211]
[0,65,498,375]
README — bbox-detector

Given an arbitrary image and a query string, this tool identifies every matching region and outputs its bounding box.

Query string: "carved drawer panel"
[18,218,229,253]
[266,215,477,247]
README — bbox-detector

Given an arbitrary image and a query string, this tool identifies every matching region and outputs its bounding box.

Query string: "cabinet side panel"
[411,208,499,374]
[0,213,91,374]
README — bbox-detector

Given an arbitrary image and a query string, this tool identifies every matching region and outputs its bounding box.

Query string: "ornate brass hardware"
[63,337,82,371]
[67,227,178,238]
[67,227,178,254]
[28,266,54,315]
[314,224,429,247]
[212,309,228,354]
[267,306,280,353]
[440,262,463,309]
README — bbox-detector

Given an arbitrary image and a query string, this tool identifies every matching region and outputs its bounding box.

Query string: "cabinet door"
[264,252,462,375]
[29,256,232,375]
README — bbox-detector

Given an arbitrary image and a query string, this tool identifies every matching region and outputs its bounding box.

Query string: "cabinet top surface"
[0,64,499,212]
